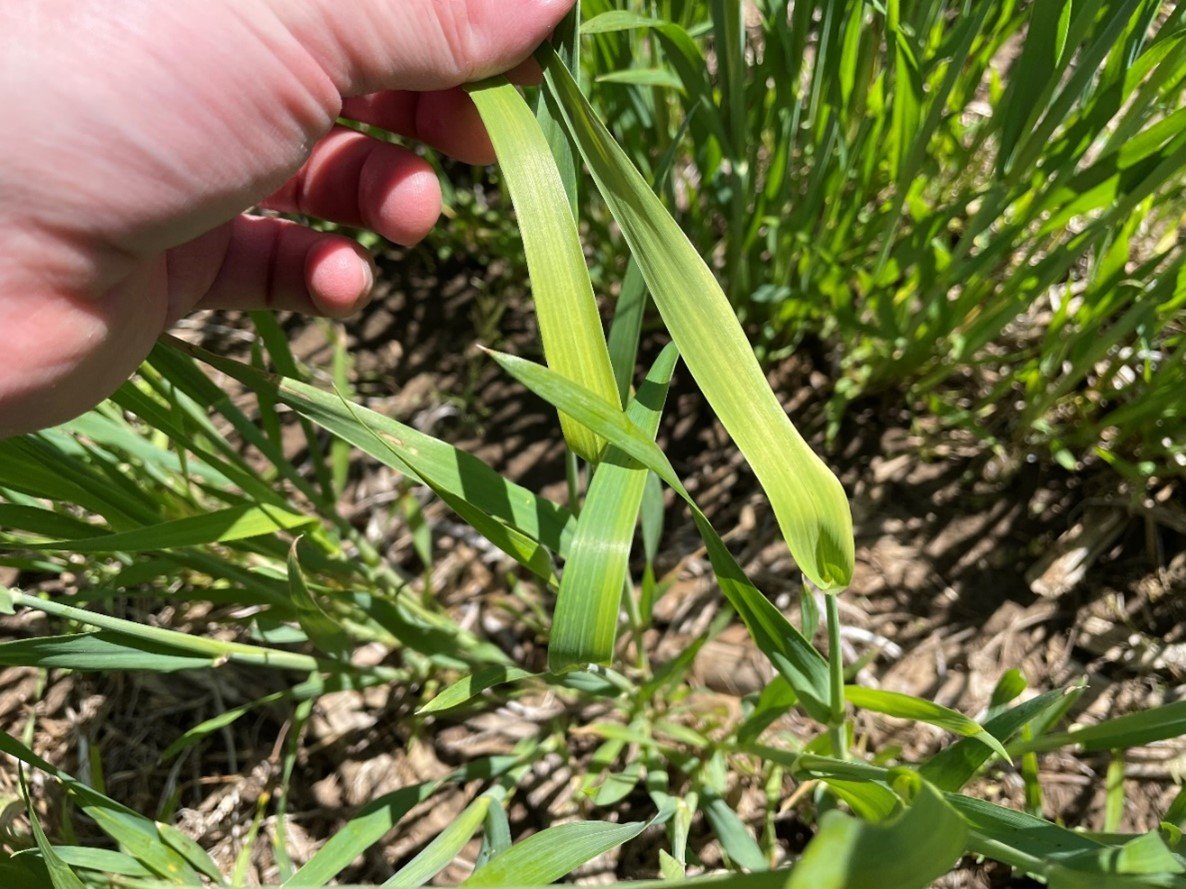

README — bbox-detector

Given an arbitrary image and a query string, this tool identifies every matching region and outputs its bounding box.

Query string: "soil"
[1,243,1184,887]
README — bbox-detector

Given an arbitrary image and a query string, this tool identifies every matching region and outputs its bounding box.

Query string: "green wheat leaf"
[549,344,678,669]
[484,348,831,721]
[26,504,313,554]
[538,47,853,591]
[468,78,621,462]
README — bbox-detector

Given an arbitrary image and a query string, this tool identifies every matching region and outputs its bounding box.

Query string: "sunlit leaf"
[539,47,854,591]
[468,79,620,462]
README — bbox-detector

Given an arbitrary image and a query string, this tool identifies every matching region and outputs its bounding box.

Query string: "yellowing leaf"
[468,79,621,462]
[539,48,854,590]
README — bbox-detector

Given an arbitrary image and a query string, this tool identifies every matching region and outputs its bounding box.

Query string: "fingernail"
[356,253,378,309]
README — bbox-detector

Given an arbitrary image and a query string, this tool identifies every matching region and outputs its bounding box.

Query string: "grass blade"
[0,633,217,673]
[5,734,199,885]
[417,666,537,715]
[536,0,580,213]
[539,45,853,591]
[921,687,1075,792]
[702,790,767,872]
[166,338,575,560]
[24,786,88,889]
[468,79,621,462]
[462,819,646,887]
[42,847,153,879]
[606,111,694,405]
[845,686,1010,761]
[484,348,831,721]
[26,504,313,554]
[381,793,495,888]
[549,344,678,669]
[282,783,439,887]
[4,589,341,675]
[787,778,967,889]
[286,540,351,658]
[1013,699,1186,755]
[950,793,1102,861]
[995,0,1072,174]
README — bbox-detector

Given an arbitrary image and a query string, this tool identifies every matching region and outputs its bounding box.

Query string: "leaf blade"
[462,820,646,887]
[549,344,678,669]
[538,46,853,591]
[468,79,621,461]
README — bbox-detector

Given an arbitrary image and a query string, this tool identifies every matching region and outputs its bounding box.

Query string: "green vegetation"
[2,2,1186,887]
[581,0,1186,481]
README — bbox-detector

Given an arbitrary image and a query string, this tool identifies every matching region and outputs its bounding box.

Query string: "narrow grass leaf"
[27,504,313,554]
[0,505,106,541]
[922,687,1073,792]
[580,12,729,151]
[382,794,493,888]
[0,633,216,673]
[417,666,537,715]
[0,436,145,529]
[736,676,797,746]
[637,469,665,621]
[824,780,903,823]
[787,780,966,889]
[582,10,662,34]
[166,338,575,558]
[468,79,620,462]
[845,686,1010,761]
[539,46,853,591]
[988,669,1030,717]
[282,782,438,887]
[22,775,87,889]
[43,847,152,879]
[6,734,198,885]
[79,812,199,885]
[485,348,831,720]
[598,68,684,90]
[951,794,1103,862]
[160,674,373,762]
[605,108,693,404]
[1064,830,1186,878]
[6,589,328,675]
[995,0,1073,174]
[660,849,686,880]
[338,398,560,586]
[1014,699,1186,755]
[64,410,231,487]
[156,823,222,883]
[535,0,579,215]
[462,820,646,887]
[792,754,892,785]
[476,799,512,870]
[702,791,768,872]
[287,541,351,657]
[593,761,643,807]
[550,344,678,669]
[163,696,280,762]
[887,6,924,184]
[607,260,650,404]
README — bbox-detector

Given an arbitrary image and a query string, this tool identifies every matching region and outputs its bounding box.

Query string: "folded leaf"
[485,348,832,721]
[539,47,853,591]
[550,344,678,669]
[788,779,966,889]
[468,78,621,462]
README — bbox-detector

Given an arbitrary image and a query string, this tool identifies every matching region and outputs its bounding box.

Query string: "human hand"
[0,0,572,436]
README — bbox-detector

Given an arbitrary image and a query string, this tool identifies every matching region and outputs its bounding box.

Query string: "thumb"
[277,0,575,95]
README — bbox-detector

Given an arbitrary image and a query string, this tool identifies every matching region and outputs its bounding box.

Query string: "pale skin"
[0,0,574,437]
